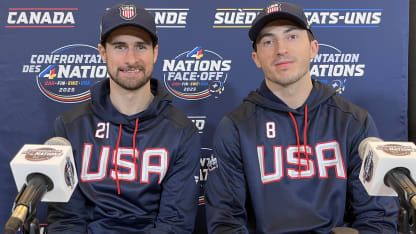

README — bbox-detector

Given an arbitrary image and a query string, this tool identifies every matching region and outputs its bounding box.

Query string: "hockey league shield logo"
[267,3,281,14]
[64,156,76,189]
[362,150,374,183]
[119,5,136,20]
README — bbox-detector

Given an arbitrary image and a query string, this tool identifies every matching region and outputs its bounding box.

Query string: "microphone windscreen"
[331,227,359,234]
[358,137,382,160]
[44,137,71,146]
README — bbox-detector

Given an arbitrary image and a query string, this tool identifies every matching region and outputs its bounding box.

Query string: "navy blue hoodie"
[205,80,398,234]
[47,78,201,233]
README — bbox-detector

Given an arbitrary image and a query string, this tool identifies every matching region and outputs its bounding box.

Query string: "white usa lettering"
[287,145,315,179]
[80,144,169,183]
[257,141,346,184]
[110,147,140,181]
[140,148,169,184]
[257,146,283,183]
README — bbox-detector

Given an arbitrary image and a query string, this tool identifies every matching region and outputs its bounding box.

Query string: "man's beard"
[109,65,152,91]
[268,68,309,88]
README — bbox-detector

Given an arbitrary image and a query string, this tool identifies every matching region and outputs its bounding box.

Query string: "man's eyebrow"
[109,41,126,45]
[136,41,151,45]
[283,26,302,34]
[256,26,302,42]
[256,32,274,43]
[109,40,151,46]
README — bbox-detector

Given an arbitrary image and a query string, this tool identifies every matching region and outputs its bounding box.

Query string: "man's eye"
[263,39,275,46]
[289,34,297,40]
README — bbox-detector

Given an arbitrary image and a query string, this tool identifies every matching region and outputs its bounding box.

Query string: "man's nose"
[125,48,138,65]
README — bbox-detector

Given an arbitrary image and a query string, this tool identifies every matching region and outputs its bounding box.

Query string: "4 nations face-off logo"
[23,147,64,161]
[163,46,232,100]
[310,44,365,94]
[22,44,107,103]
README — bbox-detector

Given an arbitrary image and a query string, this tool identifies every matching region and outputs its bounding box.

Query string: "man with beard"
[47,3,200,233]
[204,2,398,233]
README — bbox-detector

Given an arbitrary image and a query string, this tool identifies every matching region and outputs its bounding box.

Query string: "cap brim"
[249,12,310,42]
[101,22,158,45]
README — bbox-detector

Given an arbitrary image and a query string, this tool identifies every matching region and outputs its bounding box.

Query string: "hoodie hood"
[90,78,172,128]
[244,79,336,115]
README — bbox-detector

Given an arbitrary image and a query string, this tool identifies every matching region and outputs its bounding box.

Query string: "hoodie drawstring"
[132,118,139,181]
[114,124,122,195]
[114,118,139,195]
[289,105,309,177]
[304,105,309,171]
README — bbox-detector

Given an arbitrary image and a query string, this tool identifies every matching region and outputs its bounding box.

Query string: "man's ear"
[98,43,107,63]
[252,51,262,68]
[153,44,159,64]
[310,40,319,59]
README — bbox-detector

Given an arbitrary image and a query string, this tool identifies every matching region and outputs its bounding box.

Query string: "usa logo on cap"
[119,4,136,20]
[266,3,281,14]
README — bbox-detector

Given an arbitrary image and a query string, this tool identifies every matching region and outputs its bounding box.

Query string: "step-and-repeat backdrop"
[0,0,408,233]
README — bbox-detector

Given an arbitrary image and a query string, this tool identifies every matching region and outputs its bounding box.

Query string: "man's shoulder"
[226,101,257,123]
[59,100,93,125]
[327,94,370,122]
[162,104,196,131]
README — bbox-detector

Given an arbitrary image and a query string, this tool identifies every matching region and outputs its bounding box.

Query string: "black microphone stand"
[22,210,40,234]
[385,167,416,234]
[3,174,52,234]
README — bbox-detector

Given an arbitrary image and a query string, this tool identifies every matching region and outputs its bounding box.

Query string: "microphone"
[331,227,358,234]
[3,137,78,234]
[358,137,416,209]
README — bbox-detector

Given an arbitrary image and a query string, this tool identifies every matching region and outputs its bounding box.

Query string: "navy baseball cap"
[100,2,158,44]
[249,2,312,42]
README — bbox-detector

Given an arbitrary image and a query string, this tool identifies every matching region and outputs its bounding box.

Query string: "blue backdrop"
[0,0,409,233]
